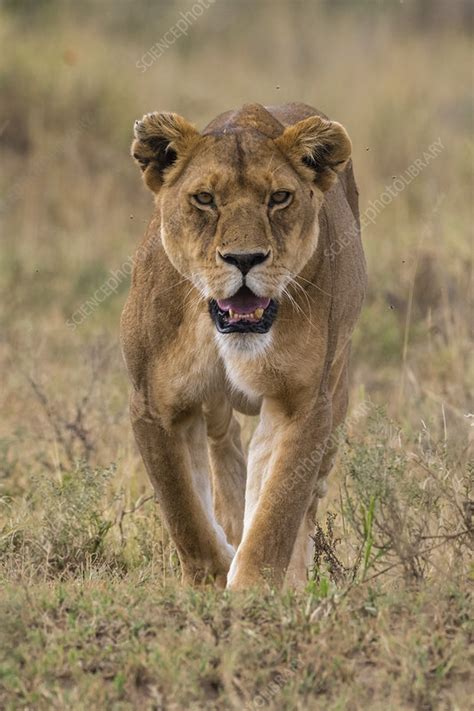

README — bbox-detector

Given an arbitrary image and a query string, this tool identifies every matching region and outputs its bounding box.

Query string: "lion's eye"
[270,190,292,207]
[193,192,214,206]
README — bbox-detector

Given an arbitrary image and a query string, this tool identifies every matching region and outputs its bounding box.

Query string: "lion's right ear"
[131,112,200,193]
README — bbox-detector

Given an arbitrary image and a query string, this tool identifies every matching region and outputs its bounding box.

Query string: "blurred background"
[0,4,472,705]
[0,0,472,490]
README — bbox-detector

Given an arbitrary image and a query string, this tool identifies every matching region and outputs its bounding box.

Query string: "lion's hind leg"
[204,396,247,549]
[284,483,327,589]
[285,428,340,588]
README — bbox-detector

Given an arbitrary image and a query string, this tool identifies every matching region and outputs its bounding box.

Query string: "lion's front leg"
[130,392,234,587]
[227,395,332,590]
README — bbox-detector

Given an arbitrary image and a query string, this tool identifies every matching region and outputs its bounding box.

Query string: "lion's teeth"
[226,308,264,320]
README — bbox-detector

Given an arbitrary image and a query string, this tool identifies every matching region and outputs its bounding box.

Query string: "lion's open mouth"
[209,286,278,334]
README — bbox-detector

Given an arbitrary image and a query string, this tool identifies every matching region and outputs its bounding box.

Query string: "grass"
[1,410,471,709]
[0,0,473,708]
[0,580,471,709]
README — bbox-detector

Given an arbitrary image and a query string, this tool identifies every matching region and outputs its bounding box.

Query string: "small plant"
[310,511,347,585]
[21,341,113,472]
[361,494,376,580]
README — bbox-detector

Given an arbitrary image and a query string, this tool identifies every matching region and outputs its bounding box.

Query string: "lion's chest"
[215,331,322,403]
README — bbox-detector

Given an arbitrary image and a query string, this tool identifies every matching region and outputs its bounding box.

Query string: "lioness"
[121,102,366,589]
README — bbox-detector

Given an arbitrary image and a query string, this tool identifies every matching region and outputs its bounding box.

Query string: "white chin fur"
[214,331,273,360]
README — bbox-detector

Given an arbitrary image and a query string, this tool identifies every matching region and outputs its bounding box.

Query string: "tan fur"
[121,102,367,589]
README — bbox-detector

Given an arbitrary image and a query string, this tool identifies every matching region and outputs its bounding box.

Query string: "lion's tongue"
[217,287,270,314]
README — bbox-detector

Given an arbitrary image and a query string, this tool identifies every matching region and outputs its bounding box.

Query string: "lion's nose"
[218,251,270,275]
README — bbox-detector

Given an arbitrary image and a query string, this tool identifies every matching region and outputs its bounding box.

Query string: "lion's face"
[159,132,323,336]
[132,106,351,340]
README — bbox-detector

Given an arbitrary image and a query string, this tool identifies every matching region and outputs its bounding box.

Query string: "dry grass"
[0,1,473,708]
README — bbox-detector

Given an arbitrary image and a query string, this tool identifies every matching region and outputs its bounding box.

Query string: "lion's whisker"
[284,269,332,298]
[158,277,191,295]
[280,283,314,332]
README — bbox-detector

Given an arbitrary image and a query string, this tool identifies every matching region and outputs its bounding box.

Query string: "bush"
[315,409,473,586]
[0,462,118,578]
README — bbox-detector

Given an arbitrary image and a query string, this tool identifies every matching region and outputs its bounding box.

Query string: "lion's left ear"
[275,116,352,192]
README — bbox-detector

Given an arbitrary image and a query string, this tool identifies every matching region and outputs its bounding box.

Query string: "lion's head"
[131,103,351,343]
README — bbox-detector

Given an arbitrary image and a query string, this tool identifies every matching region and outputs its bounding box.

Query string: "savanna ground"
[0,1,472,708]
